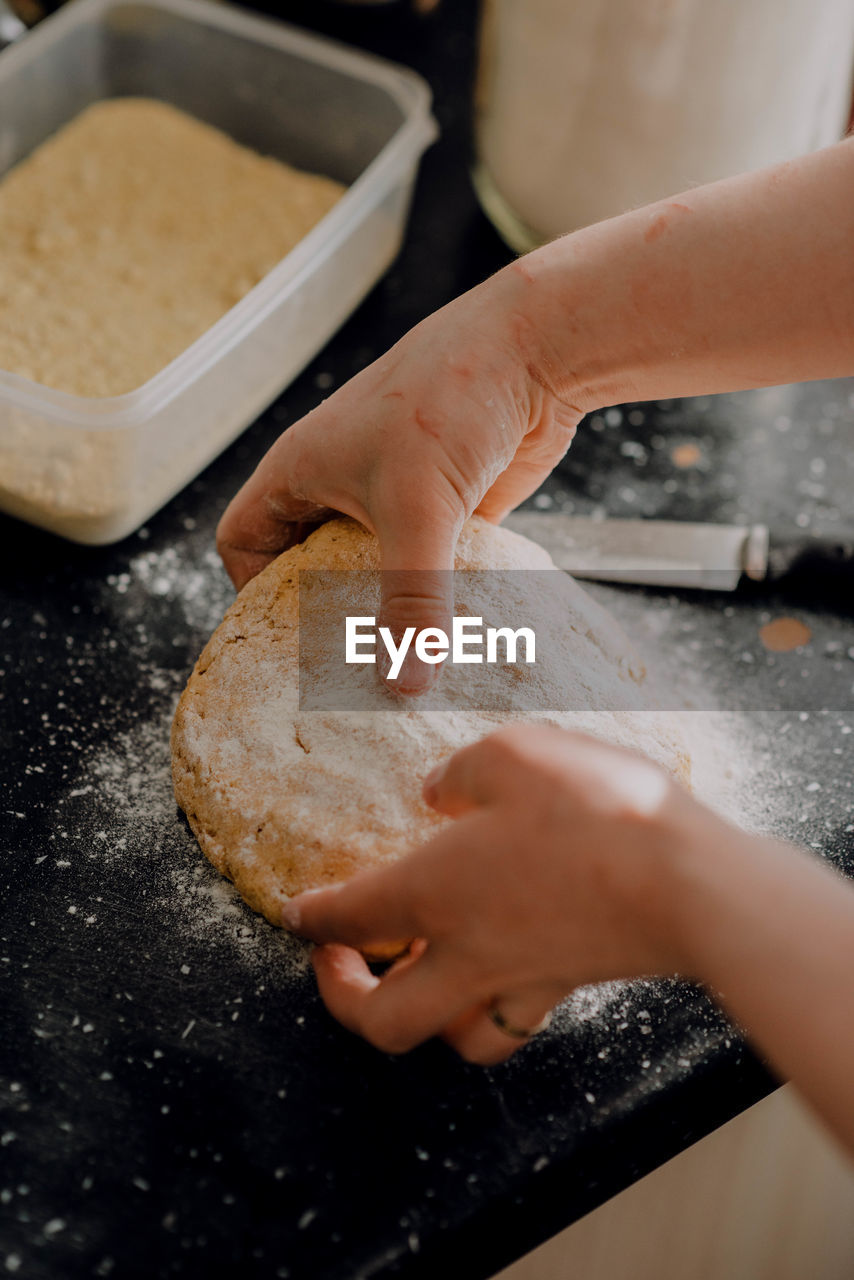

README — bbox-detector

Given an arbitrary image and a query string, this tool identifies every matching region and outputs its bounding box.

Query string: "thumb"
[373,506,460,697]
[216,416,371,591]
[216,428,332,590]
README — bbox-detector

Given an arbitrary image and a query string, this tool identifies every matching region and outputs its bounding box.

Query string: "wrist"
[648,804,800,988]
[604,794,759,981]
[485,233,636,419]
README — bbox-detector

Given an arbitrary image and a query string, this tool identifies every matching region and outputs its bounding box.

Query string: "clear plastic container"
[0,0,437,543]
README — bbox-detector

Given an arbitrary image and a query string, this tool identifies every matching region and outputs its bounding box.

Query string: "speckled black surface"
[1,2,853,1278]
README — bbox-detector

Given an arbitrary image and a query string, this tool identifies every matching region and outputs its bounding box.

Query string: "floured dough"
[172,518,691,930]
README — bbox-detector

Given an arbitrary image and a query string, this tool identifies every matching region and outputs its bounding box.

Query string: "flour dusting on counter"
[52,531,311,981]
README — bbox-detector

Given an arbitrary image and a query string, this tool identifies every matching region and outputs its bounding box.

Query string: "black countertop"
[2,2,853,1278]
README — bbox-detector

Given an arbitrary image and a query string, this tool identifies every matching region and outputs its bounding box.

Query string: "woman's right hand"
[219,135,854,694]
[216,273,587,691]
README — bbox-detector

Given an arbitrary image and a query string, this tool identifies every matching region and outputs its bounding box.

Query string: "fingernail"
[394,653,439,697]
[423,759,447,803]
[282,886,328,934]
[281,899,302,932]
[378,646,438,696]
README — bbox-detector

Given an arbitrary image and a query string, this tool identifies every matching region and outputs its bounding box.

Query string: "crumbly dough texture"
[172,518,691,929]
[0,98,344,397]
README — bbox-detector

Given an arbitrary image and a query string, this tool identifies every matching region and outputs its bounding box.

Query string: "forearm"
[663,824,854,1154]
[492,136,854,413]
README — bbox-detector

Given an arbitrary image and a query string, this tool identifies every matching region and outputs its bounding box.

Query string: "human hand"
[219,141,854,690]
[216,276,585,692]
[279,725,733,1064]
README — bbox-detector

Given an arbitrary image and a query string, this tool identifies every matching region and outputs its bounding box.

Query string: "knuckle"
[380,589,450,631]
[530,404,580,450]
[588,753,674,823]
[374,474,462,531]
[279,436,311,503]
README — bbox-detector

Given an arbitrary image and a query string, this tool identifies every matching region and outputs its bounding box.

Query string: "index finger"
[373,503,460,696]
[422,724,545,816]
[280,857,427,951]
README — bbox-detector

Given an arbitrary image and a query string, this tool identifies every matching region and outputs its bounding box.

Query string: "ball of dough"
[171,518,689,930]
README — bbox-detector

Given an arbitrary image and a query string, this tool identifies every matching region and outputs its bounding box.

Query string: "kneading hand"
[279,725,730,1065]
[216,286,584,692]
[280,723,854,1162]
[218,142,854,695]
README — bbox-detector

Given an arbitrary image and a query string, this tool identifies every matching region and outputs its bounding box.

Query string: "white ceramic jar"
[474,0,854,250]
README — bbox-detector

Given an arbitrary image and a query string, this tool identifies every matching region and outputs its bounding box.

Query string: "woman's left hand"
[280,724,731,1064]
